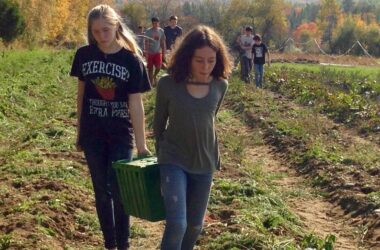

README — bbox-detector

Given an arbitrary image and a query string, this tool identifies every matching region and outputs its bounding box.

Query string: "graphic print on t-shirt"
[153,33,160,41]
[255,47,264,58]
[92,76,116,100]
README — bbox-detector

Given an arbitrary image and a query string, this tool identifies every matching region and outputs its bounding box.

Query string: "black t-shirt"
[164,26,182,49]
[252,43,268,65]
[70,44,151,147]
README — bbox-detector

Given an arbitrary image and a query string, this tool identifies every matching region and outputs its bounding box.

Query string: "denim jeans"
[82,137,133,250]
[160,164,213,250]
[254,63,264,88]
[241,55,253,82]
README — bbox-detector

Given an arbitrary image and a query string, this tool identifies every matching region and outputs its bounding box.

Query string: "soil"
[1,90,379,250]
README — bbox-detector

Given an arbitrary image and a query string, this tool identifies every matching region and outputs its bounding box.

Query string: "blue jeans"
[82,137,133,250]
[241,55,252,82]
[160,164,213,250]
[254,63,264,88]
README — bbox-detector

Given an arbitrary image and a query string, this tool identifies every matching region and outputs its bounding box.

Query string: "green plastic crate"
[113,157,165,222]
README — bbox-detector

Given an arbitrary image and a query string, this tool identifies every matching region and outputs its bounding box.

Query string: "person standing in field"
[70,4,151,250]
[164,15,183,51]
[136,26,145,52]
[145,17,166,86]
[252,34,271,88]
[236,26,254,83]
[153,25,232,250]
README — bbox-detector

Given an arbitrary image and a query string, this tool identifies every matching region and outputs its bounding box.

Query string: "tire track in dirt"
[262,91,380,249]
[222,82,380,249]
[247,145,364,250]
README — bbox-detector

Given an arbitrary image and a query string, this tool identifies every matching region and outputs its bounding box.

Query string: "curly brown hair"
[167,25,233,83]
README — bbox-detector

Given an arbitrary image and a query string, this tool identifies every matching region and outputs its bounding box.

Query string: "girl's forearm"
[129,94,148,152]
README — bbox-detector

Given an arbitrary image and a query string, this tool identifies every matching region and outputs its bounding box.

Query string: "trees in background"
[5,0,380,57]
[318,0,341,52]
[287,0,380,56]
[12,0,113,47]
[0,0,25,45]
[138,0,180,28]
[121,2,147,31]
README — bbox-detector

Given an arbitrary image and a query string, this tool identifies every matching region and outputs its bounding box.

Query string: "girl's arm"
[129,93,150,156]
[76,80,85,151]
[153,81,168,154]
[215,82,228,116]
[161,33,167,61]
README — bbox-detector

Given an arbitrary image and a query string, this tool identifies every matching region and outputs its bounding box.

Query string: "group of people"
[135,15,183,86]
[236,26,271,87]
[70,4,268,250]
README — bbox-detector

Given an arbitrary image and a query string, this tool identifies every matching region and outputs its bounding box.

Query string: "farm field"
[267,63,380,145]
[0,50,379,250]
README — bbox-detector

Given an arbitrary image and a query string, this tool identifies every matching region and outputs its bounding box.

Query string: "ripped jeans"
[160,164,213,250]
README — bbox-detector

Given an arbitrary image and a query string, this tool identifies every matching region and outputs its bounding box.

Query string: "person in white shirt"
[236,26,254,83]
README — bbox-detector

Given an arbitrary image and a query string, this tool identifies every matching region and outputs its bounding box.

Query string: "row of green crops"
[0,50,339,249]
[266,64,380,136]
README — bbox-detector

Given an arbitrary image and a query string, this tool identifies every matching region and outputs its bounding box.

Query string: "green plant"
[301,233,336,250]
[0,234,12,250]
[75,212,99,232]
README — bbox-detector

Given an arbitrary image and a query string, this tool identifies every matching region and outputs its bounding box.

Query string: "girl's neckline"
[95,44,123,56]
[186,77,214,86]
[184,79,214,100]
[186,81,211,86]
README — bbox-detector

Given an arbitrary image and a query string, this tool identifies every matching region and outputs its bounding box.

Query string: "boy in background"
[252,34,270,88]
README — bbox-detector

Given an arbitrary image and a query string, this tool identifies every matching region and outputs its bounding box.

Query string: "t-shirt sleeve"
[126,56,152,94]
[153,77,169,153]
[264,44,268,53]
[70,49,84,81]
[215,80,228,116]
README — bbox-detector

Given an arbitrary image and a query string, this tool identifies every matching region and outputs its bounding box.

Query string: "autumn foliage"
[11,0,114,47]
[293,22,319,41]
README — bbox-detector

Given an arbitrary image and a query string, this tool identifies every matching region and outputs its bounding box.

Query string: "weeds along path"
[246,146,360,250]
[0,50,377,249]
[266,64,380,146]
[215,90,361,249]
[224,80,379,249]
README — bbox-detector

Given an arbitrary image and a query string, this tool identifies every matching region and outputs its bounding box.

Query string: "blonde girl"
[70,5,151,250]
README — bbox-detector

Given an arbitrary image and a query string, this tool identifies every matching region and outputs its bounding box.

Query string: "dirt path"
[126,125,366,250]
[247,145,365,250]
[129,219,163,249]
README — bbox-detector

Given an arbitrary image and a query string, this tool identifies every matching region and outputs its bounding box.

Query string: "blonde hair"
[87,5,142,57]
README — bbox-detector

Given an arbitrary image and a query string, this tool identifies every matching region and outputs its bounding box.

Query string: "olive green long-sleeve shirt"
[153,75,228,174]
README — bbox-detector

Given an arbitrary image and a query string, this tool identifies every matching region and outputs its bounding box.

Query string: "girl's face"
[190,46,217,82]
[91,17,118,49]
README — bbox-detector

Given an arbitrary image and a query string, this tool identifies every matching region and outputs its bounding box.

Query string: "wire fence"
[269,37,377,61]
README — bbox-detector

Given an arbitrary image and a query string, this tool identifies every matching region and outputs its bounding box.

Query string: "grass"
[267,63,380,139]
[224,72,379,248]
[198,107,334,249]
[0,49,103,249]
[2,49,377,249]
[272,62,380,80]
